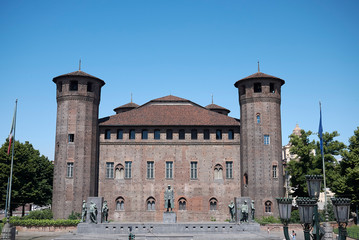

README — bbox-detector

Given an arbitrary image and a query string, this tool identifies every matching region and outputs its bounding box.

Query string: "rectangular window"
[147,161,154,179]
[67,162,74,178]
[68,134,74,143]
[142,130,148,139]
[264,135,270,145]
[226,161,233,179]
[166,129,173,140]
[190,162,198,179]
[254,83,262,93]
[57,82,62,92]
[129,129,136,140]
[216,129,222,140]
[125,161,132,178]
[105,129,111,139]
[179,129,185,140]
[270,83,275,93]
[69,81,78,91]
[117,129,123,139]
[191,129,197,140]
[166,161,173,179]
[87,82,93,92]
[272,165,278,178]
[204,129,210,140]
[228,130,234,140]
[154,129,160,140]
[106,162,114,178]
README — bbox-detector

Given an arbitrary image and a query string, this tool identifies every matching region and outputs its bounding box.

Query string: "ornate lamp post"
[297,197,318,240]
[276,198,293,240]
[331,198,351,240]
[306,175,323,240]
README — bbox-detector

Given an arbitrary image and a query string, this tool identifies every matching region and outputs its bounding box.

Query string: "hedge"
[9,219,80,227]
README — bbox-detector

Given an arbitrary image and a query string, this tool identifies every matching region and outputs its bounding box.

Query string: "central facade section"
[98,95,241,222]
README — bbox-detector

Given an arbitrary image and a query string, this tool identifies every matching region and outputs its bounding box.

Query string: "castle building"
[52,69,285,221]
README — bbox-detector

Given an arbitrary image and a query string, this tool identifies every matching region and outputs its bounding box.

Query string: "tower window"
[265,201,272,213]
[272,165,278,178]
[147,161,154,179]
[129,129,136,140]
[178,198,187,210]
[244,173,248,185]
[216,129,222,140]
[254,83,262,93]
[125,161,132,178]
[105,129,111,139]
[270,83,275,93]
[66,162,73,178]
[209,198,218,211]
[191,129,198,140]
[166,129,173,140]
[256,114,261,123]
[69,81,78,91]
[204,129,210,140]
[179,129,185,140]
[142,129,148,140]
[68,134,75,143]
[117,129,123,139]
[240,86,246,95]
[87,82,93,92]
[190,162,198,179]
[57,81,62,92]
[226,161,233,179]
[154,129,160,140]
[106,162,114,178]
[228,130,234,140]
[264,135,270,145]
[166,161,173,179]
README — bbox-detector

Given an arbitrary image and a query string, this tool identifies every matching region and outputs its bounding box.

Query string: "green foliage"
[9,218,80,227]
[255,216,281,225]
[22,209,53,220]
[289,209,301,223]
[287,130,345,197]
[68,211,81,220]
[331,127,359,209]
[334,225,359,239]
[0,140,53,215]
[210,216,216,221]
[319,201,335,222]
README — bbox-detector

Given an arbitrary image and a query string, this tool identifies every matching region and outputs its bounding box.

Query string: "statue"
[102,200,109,223]
[89,201,98,224]
[228,201,235,222]
[241,200,248,222]
[81,200,87,222]
[164,185,174,212]
[251,200,255,221]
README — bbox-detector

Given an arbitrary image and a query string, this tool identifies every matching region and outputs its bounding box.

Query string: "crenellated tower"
[235,70,285,217]
[52,70,105,219]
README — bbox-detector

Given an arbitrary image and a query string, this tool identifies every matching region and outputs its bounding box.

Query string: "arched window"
[179,129,185,140]
[256,113,261,124]
[214,164,223,180]
[147,197,156,211]
[191,129,198,140]
[265,201,272,213]
[115,164,124,180]
[116,197,124,211]
[209,198,218,211]
[166,129,173,140]
[228,130,234,140]
[178,198,187,210]
[244,173,248,186]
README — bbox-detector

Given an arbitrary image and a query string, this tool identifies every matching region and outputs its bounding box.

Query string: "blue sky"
[0,1,358,160]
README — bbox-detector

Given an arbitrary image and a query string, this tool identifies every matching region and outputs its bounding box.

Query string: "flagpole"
[6,99,17,223]
[4,178,9,219]
[319,102,329,222]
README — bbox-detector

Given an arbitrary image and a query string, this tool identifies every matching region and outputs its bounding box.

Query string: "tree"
[331,127,359,211]
[0,139,53,216]
[287,129,345,197]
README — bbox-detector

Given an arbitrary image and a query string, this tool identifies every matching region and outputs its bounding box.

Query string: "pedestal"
[86,197,104,223]
[1,222,16,240]
[322,222,334,240]
[234,197,253,223]
[163,212,177,223]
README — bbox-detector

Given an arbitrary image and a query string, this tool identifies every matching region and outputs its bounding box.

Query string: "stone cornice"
[240,96,281,105]
[100,141,240,146]
[57,95,98,104]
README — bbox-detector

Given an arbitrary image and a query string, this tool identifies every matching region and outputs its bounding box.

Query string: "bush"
[289,209,301,223]
[68,211,81,220]
[9,218,80,227]
[255,216,281,225]
[23,209,53,220]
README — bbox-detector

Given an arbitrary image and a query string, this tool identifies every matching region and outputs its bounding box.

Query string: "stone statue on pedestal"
[102,200,109,223]
[164,185,174,212]
[241,200,248,222]
[89,201,98,224]
[228,201,235,222]
[81,200,87,222]
[251,200,255,221]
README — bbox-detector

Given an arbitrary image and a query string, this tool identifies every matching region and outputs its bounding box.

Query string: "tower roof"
[234,71,285,88]
[113,102,139,114]
[205,103,230,114]
[53,70,105,86]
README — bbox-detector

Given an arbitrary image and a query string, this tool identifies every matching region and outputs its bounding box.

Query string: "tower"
[52,70,105,219]
[235,70,285,216]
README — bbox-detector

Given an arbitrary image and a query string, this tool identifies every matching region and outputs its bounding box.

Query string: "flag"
[318,102,324,157]
[7,102,17,155]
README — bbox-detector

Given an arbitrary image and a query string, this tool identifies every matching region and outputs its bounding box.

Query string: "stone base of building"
[163,212,177,223]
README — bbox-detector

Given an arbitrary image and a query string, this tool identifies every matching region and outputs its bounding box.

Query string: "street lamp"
[306,175,323,199]
[297,197,318,240]
[331,198,351,240]
[276,198,293,240]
